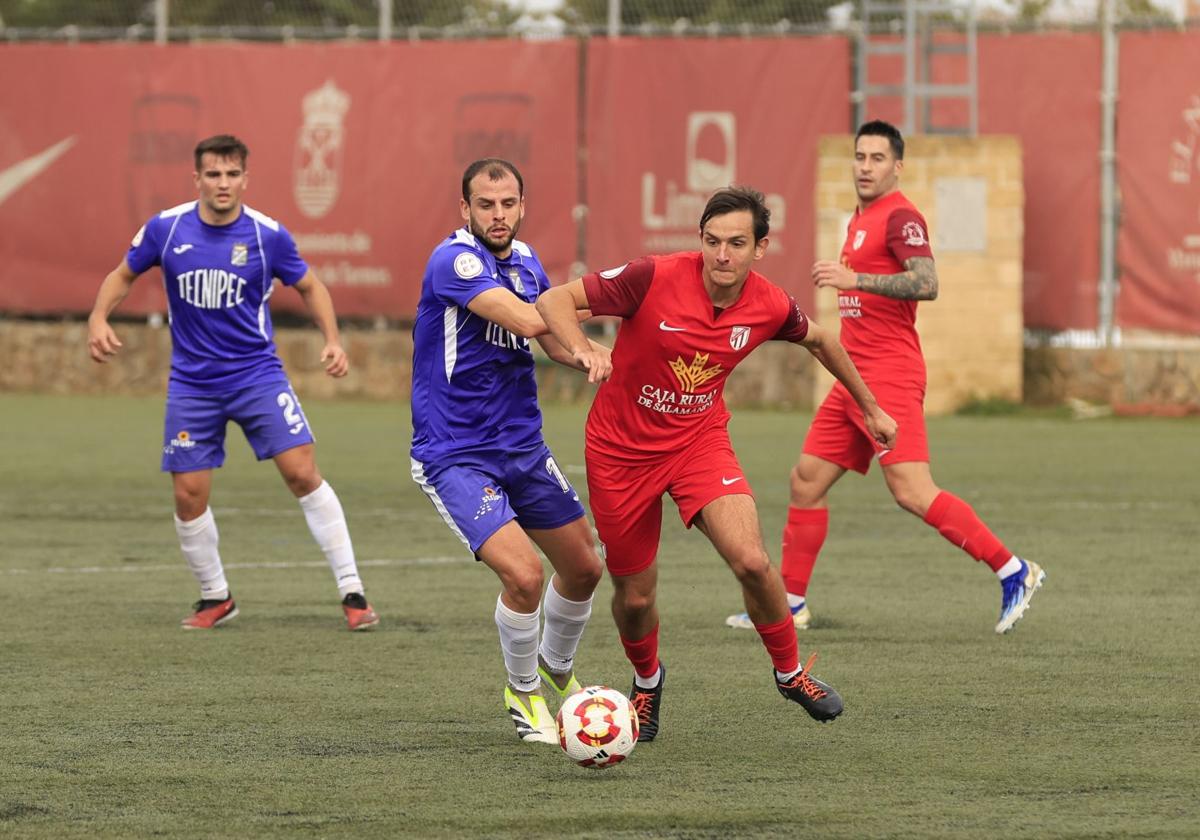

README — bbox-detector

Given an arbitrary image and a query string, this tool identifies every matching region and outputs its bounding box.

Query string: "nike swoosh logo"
[0,137,78,207]
[659,320,686,332]
[721,476,743,486]
[173,244,194,254]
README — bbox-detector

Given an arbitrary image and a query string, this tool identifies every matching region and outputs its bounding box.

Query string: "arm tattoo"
[855,257,938,301]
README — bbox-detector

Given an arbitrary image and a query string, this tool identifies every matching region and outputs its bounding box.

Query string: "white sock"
[539,578,593,674]
[634,666,662,690]
[174,508,228,601]
[298,481,363,598]
[996,556,1022,579]
[786,593,806,609]
[776,665,803,681]
[495,596,541,693]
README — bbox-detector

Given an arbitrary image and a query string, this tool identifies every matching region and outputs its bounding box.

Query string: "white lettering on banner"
[176,269,247,309]
[293,230,373,255]
[640,111,788,252]
[312,262,392,287]
[1166,95,1200,285]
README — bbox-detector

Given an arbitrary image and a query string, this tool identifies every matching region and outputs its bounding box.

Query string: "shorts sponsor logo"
[721,476,743,486]
[454,252,484,279]
[169,430,196,450]
[230,243,249,266]
[729,325,750,351]
[474,486,503,520]
[902,221,927,247]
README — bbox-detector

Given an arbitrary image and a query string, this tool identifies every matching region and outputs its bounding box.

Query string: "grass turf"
[0,393,1197,838]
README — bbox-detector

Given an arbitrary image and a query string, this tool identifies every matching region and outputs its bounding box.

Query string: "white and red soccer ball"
[556,685,639,768]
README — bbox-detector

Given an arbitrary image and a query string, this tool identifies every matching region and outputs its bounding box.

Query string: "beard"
[469,216,521,254]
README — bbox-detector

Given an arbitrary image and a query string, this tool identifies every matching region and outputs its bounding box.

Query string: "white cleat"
[726,601,811,630]
[996,559,1046,634]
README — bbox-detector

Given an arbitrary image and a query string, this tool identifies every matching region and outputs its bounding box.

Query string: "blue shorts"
[162,379,315,473]
[410,444,586,554]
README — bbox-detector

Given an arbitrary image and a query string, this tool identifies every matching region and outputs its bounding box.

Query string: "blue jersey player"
[411,159,609,744]
[87,134,378,632]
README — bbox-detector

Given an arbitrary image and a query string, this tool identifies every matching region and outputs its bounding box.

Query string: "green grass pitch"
[1,393,1197,838]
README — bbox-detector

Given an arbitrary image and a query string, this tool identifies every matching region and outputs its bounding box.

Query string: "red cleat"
[342,592,379,631]
[181,595,238,629]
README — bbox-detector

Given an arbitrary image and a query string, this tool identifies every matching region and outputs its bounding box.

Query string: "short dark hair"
[461,158,524,202]
[699,186,770,242]
[856,120,904,159]
[194,135,249,171]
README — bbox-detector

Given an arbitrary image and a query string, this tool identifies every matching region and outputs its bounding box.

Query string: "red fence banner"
[978,32,1102,332]
[0,42,580,319]
[1116,31,1200,334]
[583,37,851,311]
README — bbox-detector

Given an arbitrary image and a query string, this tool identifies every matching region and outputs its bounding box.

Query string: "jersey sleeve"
[772,294,811,344]
[433,246,500,309]
[581,256,655,318]
[124,218,163,274]
[270,224,309,286]
[885,207,935,264]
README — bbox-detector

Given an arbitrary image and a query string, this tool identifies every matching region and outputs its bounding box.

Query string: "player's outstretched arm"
[812,256,938,301]
[801,321,898,448]
[87,260,139,363]
[536,280,611,384]
[293,271,349,378]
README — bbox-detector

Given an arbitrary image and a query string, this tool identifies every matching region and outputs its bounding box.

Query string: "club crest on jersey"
[902,221,927,247]
[508,268,524,294]
[852,230,866,250]
[729,326,750,351]
[454,252,484,279]
[230,243,249,266]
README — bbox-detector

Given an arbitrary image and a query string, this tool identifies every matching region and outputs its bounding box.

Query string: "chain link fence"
[0,0,1193,42]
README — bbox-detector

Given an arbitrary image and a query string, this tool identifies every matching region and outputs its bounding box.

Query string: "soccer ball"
[556,685,639,768]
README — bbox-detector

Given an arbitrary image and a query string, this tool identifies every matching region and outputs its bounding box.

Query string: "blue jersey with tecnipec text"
[125,201,308,395]
[410,228,551,463]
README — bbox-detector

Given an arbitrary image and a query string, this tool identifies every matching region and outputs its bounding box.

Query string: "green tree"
[561,0,845,29]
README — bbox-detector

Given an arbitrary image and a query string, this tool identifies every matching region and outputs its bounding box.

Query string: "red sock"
[619,624,660,679]
[780,507,828,597]
[923,491,1011,572]
[753,615,800,674]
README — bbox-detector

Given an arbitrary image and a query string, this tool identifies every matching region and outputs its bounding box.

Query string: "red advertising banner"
[0,42,579,318]
[978,32,1102,332]
[1116,31,1200,334]
[583,37,852,310]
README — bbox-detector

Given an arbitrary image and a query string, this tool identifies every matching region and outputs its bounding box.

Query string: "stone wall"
[813,135,1025,415]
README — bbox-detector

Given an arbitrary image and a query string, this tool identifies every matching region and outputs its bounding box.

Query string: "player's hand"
[573,347,612,384]
[812,260,857,291]
[87,317,122,363]
[321,343,349,378]
[864,405,898,449]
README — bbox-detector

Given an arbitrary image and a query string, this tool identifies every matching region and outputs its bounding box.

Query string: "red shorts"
[586,421,752,577]
[802,381,928,474]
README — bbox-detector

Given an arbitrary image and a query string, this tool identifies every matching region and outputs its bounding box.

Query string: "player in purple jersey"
[87,134,379,632]
[411,159,609,744]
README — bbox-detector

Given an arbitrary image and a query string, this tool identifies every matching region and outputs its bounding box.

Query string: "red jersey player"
[536,187,896,740]
[726,120,1045,638]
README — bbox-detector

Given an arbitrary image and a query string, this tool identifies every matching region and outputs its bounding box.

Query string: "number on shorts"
[277,391,305,434]
[545,456,571,493]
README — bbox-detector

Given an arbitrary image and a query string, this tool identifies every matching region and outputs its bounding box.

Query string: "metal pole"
[607,0,621,38]
[904,0,916,135]
[1098,0,1118,344]
[155,0,168,45]
[967,0,978,136]
[379,0,392,41]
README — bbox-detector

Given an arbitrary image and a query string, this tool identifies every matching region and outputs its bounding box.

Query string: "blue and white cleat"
[995,559,1046,634]
[725,600,811,630]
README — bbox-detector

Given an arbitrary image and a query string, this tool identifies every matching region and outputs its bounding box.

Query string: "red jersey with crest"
[838,190,934,388]
[581,252,809,462]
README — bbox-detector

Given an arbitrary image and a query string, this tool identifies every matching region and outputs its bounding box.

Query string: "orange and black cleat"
[628,662,665,742]
[181,595,238,629]
[341,592,380,631]
[775,653,843,722]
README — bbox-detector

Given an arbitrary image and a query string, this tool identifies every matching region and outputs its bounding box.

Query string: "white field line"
[1,555,470,576]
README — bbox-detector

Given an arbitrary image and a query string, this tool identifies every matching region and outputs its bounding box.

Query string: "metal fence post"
[1099,0,1118,345]
[155,0,168,45]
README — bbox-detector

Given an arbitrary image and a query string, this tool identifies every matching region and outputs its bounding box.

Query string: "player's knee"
[613,583,655,617]
[730,551,773,588]
[503,564,545,609]
[788,465,823,507]
[564,552,604,594]
[173,486,207,519]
